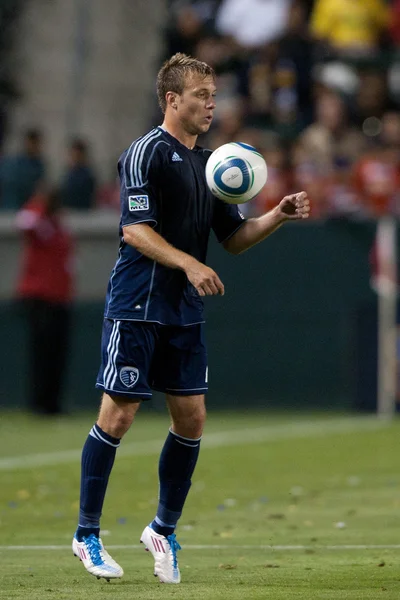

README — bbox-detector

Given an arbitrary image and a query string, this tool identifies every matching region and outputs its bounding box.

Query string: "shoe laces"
[83,534,104,567]
[167,534,181,569]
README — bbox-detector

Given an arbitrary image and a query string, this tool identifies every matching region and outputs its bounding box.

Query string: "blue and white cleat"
[140,525,181,583]
[72,533,123,581]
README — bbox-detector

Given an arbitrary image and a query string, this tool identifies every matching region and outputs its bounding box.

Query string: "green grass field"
[0,410,399,599]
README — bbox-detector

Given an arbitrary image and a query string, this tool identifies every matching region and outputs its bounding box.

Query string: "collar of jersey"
[157,126,201,153]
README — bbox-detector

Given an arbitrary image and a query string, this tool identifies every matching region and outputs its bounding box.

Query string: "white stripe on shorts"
[109,323,122,389]
[104,321,121,389]
[103,320,118,386]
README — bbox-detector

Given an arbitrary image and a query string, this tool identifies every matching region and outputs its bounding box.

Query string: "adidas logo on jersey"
[172,152,183,162]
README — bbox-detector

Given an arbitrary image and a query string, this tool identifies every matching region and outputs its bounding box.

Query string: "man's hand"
[222,191,311,255]
[278,191,310,221]
[184,257,225,297]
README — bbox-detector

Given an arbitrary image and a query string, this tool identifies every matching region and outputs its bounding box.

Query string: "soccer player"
[72,53,310,584]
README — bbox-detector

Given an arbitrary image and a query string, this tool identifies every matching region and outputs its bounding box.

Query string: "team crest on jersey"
[129,195,149,211]
[120,366,139,388]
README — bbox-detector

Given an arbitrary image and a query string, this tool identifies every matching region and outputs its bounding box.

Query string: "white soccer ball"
[205,142,268,204]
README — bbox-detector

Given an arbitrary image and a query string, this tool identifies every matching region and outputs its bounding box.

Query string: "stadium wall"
[0,217,378,412]
[5,0,165,180]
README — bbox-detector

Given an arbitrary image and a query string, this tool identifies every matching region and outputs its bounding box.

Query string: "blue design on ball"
[213,158,250,196]
[235,142,257,152]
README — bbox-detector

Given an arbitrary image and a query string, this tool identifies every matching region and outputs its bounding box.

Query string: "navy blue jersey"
[105,127,246,326]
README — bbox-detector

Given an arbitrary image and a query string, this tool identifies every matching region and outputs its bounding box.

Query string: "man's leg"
[78,392,141,536]
[73,393,141,580]
[152,394,205,535]
[140,394,206,583]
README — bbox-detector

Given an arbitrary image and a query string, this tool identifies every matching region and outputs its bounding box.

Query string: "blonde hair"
[156,53,215,113]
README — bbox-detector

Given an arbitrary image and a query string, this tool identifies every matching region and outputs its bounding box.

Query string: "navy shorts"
[96,319,208,399]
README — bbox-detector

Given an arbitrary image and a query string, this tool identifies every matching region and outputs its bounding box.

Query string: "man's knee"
[97,393,141,438]
[187,405,206,436]
[167,395,206,439]
[176,417,205,439]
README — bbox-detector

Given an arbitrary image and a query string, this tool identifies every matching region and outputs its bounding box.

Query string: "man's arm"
[222,191,310,255]
[123,223,225,297]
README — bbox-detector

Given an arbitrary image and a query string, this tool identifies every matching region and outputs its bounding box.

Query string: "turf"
[0,410,399,599]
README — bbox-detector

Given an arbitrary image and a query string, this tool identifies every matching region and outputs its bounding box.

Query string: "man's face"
[174,74,216,136]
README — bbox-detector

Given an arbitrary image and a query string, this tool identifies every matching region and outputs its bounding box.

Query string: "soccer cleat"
[72,533,123,581]
[140,525,181,584]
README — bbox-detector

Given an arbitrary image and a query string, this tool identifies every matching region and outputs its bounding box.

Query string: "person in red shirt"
[252,145,292,216]
[15,188,75,415]
[389,0,400,47]
[352,146,400,217]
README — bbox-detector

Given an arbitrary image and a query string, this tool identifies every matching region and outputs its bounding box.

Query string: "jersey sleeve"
[119,138,159,228]
[212,197,247,243]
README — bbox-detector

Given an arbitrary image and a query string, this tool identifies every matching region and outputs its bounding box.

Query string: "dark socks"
[76,423,120,541]
[151,428,201,537]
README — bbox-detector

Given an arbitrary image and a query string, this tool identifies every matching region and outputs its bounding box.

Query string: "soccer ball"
[205,142,268,204]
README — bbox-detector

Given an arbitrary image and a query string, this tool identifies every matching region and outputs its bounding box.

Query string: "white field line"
[0,416,388,471]
[0,544,400,551]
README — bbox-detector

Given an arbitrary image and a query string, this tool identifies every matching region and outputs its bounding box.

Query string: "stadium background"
[2,4,400,599]
[0,0,400,412]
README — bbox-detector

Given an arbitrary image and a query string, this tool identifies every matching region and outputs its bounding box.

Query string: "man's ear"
[166,92,179,110]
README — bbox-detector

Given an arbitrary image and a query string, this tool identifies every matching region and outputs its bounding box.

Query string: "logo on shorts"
[128,195,149,211]
[120,366,139,388]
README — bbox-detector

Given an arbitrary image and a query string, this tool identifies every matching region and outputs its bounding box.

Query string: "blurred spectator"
[206,96,244,148]
[300,90,366,169]
[233,126,264,150]
[291,139,331,218]
[389,0,400,47]
[0,0,22,152]
[15,188,75,415]
[215,0,292,49]
[163,5,400,221]
[60,138,96,210]
[272,0,314,125]
[166,4,203,57]
[381,111,400,151]
[234,2,313,140]
[355,71,389,126]
[166,1,222,57]
[311,0,389,58]
[3,2,398,224]
[252,141,291,215]
[313,61,360,98]
[0,128,45,210]
[270,57,307,140]
[96,165,120,210]
[352,144,400,217]
[298,90,370,216]
[326,157,361,218]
